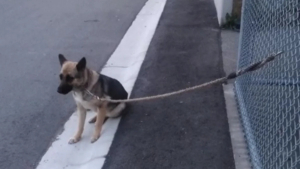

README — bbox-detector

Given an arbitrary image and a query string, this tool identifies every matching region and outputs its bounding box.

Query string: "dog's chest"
[72,92,96,110]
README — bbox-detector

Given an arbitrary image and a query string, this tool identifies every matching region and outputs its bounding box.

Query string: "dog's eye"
[66,75,74,82]
[59,74,63,80]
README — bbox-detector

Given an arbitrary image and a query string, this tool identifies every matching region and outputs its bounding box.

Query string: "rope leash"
[86,51,283,103]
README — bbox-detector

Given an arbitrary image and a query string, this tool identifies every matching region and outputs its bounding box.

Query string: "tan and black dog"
[57,54,128,144]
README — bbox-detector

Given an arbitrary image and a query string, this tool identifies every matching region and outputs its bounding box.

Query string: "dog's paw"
[68,137,81,144]
[90,134,100,143]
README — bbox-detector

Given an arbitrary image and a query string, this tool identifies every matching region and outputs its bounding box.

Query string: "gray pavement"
[0,0,147,168]
[103,0,235,168]
[221,30,239,75]
[0,1,240,168]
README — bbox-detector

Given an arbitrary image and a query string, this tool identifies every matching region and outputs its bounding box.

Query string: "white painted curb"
[36,0,166,169]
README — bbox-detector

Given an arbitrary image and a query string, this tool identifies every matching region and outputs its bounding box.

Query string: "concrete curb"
[221,30,251,169]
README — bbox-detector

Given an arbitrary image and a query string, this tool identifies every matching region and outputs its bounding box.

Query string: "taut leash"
[86,51,283,103]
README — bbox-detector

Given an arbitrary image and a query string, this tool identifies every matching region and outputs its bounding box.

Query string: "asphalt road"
[103,0,235,168]
[0,0,235,168]
[0,0,147,168]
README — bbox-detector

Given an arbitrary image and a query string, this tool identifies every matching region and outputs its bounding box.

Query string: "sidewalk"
[103,0,235,168]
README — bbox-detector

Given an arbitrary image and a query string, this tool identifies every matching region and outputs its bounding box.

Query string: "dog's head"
[57,54,87,95]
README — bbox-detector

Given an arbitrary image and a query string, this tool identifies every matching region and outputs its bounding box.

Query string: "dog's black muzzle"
[57,83,73,95]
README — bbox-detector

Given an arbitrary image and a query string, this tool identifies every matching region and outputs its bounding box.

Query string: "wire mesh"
[235,0,300,168]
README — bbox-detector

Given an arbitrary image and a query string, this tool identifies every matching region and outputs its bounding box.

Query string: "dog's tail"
[88,116,109,123]
[106,103,126,118]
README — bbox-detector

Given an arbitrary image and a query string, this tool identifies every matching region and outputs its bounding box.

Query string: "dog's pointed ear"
[76,57,86,71]
[58,54,67,66]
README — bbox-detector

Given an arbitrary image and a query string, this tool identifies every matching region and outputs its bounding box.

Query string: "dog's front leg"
[69,103,87,144]
[91,102,107,143]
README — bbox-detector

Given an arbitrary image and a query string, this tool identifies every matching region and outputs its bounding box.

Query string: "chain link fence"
[235,0,300,168]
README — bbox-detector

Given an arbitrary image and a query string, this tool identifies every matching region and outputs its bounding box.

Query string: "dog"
[57,54,128,144]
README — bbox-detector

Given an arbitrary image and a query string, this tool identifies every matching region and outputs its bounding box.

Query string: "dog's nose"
[57,87,63,94]
[57,84,72,95]
[57,88,68,95]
